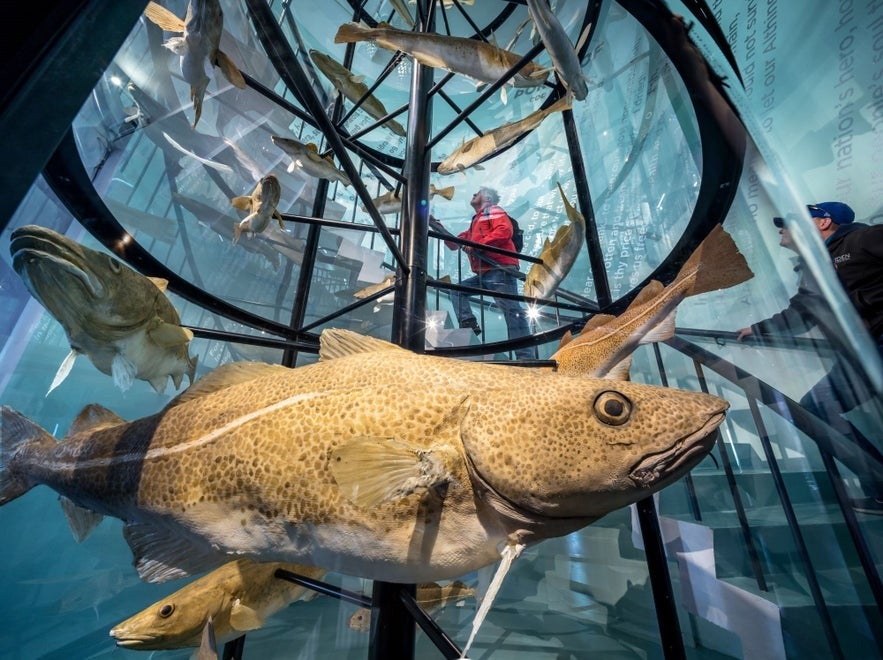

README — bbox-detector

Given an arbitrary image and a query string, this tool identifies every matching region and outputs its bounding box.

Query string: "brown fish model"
[1,329,726,586]
[9,225,197,394]
[523,182,586,299]
[111,559,325,650]
[144,0,247,128]
[230,175,283,245]
[348,580,475,632]
[552,224,753,379]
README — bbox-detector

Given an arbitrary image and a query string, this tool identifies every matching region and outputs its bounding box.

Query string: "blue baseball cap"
[773,201,855,228]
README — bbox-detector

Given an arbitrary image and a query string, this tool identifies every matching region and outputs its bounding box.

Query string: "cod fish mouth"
[629,413,724,487]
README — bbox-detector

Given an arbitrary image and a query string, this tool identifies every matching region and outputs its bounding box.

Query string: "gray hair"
[478,187,500,205]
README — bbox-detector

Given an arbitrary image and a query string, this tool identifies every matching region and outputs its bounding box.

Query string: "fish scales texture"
[1,331,727,584]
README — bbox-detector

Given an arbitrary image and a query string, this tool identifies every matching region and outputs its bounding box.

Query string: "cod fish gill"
[552,224,753,379]
[110,559,326,650]
[437,95,572,174]
[230,174,283,244]
[523,182,586,299]
[9,225,197,394]
[144,0,247,129]
[271,136,352,187]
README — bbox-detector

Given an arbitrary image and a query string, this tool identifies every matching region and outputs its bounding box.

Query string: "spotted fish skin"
[0,331,726,585]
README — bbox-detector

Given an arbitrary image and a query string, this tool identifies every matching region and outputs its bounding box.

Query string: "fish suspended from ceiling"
[9,226,197,394]
[309,50,407,137]
[365,184,455,215]
[143,0,248,128]
[526,0,592,101]
[230,174,283,245]
[348,580,475,632]
[334,22,548,103]
[437,94,571,174]
[270,136,352,187]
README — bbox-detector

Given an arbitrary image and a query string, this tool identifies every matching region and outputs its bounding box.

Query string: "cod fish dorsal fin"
[124,521,228,584]
[230,599,265,631]
[319,329,405,361]
[628,280,664,309]
[68,403,126,436]
[168,361,290,408]
[577,313,616,337]
[59,496,104,542]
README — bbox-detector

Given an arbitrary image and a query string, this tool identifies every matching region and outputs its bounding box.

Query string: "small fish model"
[271,136,352,187]
[309,50,407,137]
[526,0,591,101]
[9,226,197,393]
[523,182,586,299]
[110,559,326,650]
[143,0,248,128]
[348,580,475,632]
[365,184,455,215]
[551,224,753,379]
[353,273,396,300]
[334,22,547,103]
[437,95,572,174]
[230,175,283,245]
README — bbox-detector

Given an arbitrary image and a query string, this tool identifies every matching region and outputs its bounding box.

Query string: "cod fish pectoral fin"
[330,437,459,508]
[229,598,265,631]
[149,322,194,348]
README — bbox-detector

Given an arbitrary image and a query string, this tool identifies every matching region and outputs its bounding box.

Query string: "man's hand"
[736,327,753,341]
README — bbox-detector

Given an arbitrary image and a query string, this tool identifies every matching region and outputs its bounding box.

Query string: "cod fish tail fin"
[680,224,753,297]
[0,406,54,505]
[334,22,374,44]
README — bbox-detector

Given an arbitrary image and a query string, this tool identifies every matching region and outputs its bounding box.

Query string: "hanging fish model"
[526,0,591,101]
[230,174,283,245]
[437,95,572,174]
[523,182,586,299]
[143,0,248,129]
[9,225,197,394]
[365,184,455,215]
[348,580,475,632]
[270,136,352,187]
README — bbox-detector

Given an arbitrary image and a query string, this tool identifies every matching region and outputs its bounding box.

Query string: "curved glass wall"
[0,1,881,658]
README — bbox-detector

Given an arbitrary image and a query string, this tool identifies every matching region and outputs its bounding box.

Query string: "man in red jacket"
[440,187,535,360]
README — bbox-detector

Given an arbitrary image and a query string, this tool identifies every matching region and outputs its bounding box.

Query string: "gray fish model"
[526,0,590,101]
[144,0,247,128]
[438,95,572,174]
[335,22,548,101]
[230,175,283,244]
[366,184,455,215]
[9,226,197,394]
[0,329,726,587]
[309,50,407,137]
[271,136,352,187]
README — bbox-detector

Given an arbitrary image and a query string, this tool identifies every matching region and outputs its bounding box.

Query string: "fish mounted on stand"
[9,226,197,394]
[144,0,248,128]
[526,0,593,101]
[523,182,586,299]
[309,49,407,137]
[348,580,475,632]
[230,174,283,244]
[271,136,352,187]
[1,328,727,652]
[437,95,572,174]
[365,184,455,215]
[552,224,753,379]
[334,21,548,104]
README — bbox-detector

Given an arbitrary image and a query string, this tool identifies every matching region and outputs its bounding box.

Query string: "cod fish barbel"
[1,327,726,591]
[524,182,586,299]
[310,50,407,137]
[365,184,455,215]
[271,136,352,187]
[438,95,572,174]
[526,0,591,101]
[230,174,283,244]
[9,226,197,393]
[111,559,326,650]
[144,1,247,129]
[552,224,753,379]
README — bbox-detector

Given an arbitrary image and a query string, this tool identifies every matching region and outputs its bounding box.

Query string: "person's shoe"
[851,496,883,515]
[459,319,482,336]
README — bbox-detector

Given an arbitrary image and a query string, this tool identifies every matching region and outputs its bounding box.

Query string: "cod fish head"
[9,226,155,339]
[270,135,305,158]
[462,377,727,519]
[256,174,282,203]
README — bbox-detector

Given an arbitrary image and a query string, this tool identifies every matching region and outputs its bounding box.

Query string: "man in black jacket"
[739,202,883,511]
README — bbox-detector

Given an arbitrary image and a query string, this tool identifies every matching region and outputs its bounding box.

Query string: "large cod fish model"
[230,174,283,245]
[9,226,197,394]
[0,329,726,588]
[271,136,352,187]
[526,0,591,101]
[523,182,586,299]
[144,0,247,129]
[335,22,547,103]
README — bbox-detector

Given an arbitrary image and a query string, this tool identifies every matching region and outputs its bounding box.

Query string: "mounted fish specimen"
[526,0,592,101]
[552,224,753,379]
[111,559,326,650]
[230,174,283,244]
[143,0,247,128]
[348,580,475,632]
[523,182,586,299]
[334,22,548,103]
[309,50,407,137]
[437,95,571,174]
[9,226,197,394]
[365,184,455,215]
[271,136,352,187]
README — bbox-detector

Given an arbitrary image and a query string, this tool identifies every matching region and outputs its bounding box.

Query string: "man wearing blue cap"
[738,202,883,512]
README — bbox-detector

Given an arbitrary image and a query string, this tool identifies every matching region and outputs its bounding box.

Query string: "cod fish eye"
[159,603,175,618]
[593,391,632,426]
